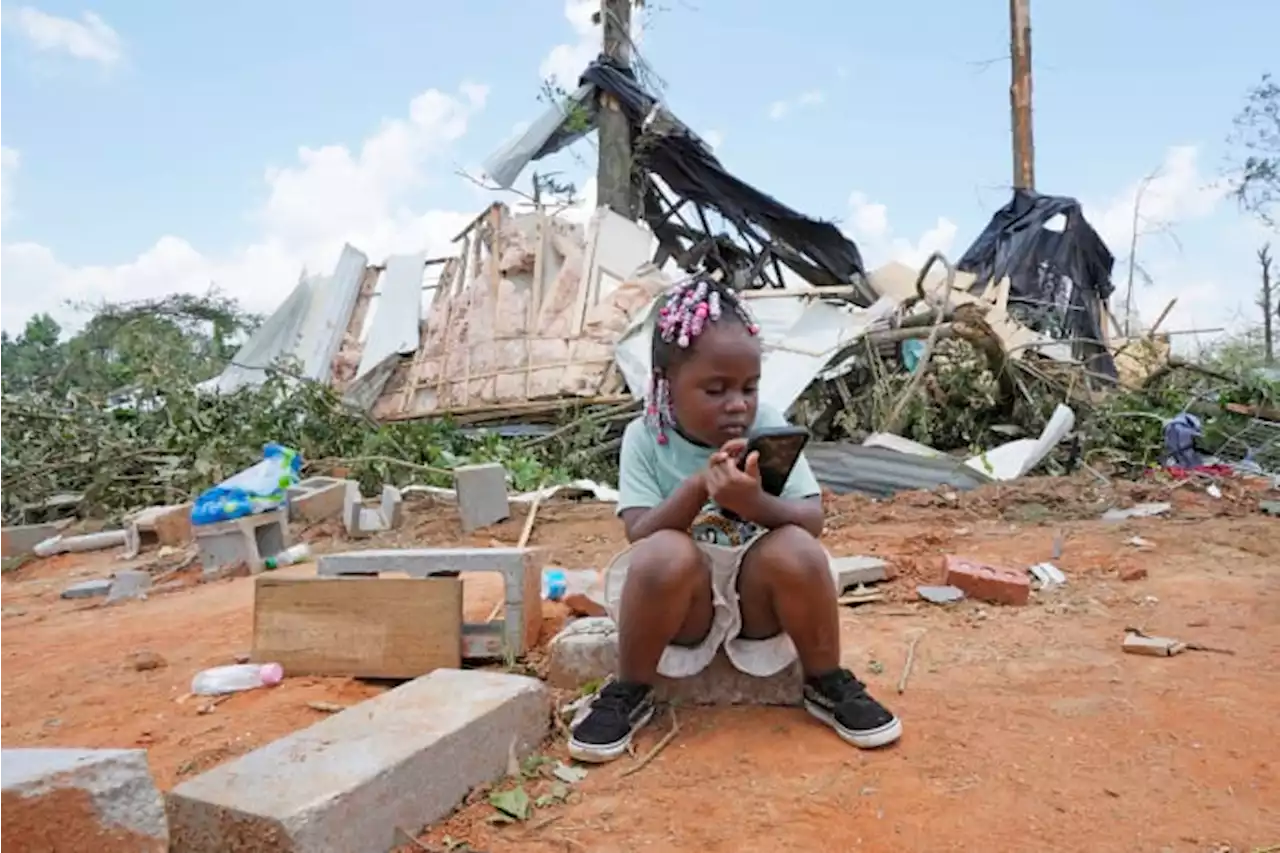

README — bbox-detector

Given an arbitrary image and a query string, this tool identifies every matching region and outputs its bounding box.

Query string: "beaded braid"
[646,275,760,445]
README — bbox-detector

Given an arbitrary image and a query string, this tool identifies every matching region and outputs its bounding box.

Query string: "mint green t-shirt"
[616,404,821,544]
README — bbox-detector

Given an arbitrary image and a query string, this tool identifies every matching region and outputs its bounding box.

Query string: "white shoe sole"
[567,705,656,764]
[805,701,903,749]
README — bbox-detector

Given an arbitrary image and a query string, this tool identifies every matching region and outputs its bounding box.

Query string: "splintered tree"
[1260,244,1276,365]
[1228,73,1280,229]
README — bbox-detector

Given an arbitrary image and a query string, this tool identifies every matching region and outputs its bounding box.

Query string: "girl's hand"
[705,438,764,517]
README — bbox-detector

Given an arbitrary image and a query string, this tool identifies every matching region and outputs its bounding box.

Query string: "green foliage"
[0,294,620,524]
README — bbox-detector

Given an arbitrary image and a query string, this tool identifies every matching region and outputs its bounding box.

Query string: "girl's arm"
[620,474,709,543]
[735,493,824,538]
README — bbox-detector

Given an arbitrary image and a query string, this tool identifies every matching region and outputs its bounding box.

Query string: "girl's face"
[667,320,762,448]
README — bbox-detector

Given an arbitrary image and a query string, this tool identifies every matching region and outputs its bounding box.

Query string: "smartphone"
[739,425,810,496]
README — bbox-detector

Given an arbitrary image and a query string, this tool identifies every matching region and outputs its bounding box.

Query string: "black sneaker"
[803,669,903,749]
[568,681,655,763]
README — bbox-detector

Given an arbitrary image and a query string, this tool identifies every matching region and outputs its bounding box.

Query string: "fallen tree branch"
[619,707,680,778]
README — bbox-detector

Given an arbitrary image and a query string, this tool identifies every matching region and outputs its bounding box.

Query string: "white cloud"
[1,146,20,225]
[0,83,490,332]
[845,191,958,270]
[540,0,598,87]
[9,7,123,67]
[766,90,826,121]
[1087,145,1225,252]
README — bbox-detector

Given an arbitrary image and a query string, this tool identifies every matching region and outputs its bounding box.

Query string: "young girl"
[569,274,903,763]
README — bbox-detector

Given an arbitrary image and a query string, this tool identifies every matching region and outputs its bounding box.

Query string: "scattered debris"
[831,555,890,590]
[943,555,1031,606]
[551,762,587,784]
[897,630,926,694]
[1119,564,1149,582]
[1122,628,1236,657]
[619,707,681,778]
[60,578,112,600]
[105,569,152,604]
[128,649,167,672]
[305,701,348,714]
[1124,536,1155,548]
[837,586,886,606]
[1028,561,1066,590]
[35,530,129,558]
[917,585,965,604]
[1102,502,1172,522]
[1261,500,1280,517]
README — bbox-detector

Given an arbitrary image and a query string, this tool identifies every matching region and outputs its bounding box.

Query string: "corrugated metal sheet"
[806,443,992,497]
[295,244,367,381]
[356,252,424,380]
[206,274,313,394]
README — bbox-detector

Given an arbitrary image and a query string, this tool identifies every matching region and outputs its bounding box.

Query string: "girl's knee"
[752,525,829,582]
[628,530,704,591]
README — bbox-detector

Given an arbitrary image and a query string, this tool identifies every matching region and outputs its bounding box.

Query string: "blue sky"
[2,0,1275,342]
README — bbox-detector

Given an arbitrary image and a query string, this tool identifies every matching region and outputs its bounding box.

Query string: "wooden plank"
[252,576,462,679]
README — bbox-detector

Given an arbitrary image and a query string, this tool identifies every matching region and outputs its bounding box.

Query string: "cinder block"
[318,548,540,658]
[2,748,168,852]
[153,503,194,547]
[831,555,889,590]
[285,478,349,524]
[943,555,1030,606]
[194,510,289,579]
[166,669,549,853]
[547,618,802,705]
[341,483,403,539]
[453,463,510,532]
[105,570,152,604]
[1,520,72,558]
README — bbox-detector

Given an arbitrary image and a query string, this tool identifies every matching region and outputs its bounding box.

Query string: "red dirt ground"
[3,476,1278,852]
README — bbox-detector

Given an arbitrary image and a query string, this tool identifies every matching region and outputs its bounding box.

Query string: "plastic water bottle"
[263,543,311,570]
[191,663,284,696]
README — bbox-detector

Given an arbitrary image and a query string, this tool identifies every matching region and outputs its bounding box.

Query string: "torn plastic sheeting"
[806,443,993,498]
[964,404,1075,481]
[956,189,1117,379]
[613,291,896,412]
[486,57,870,294]
[401,479,620,505]
[356,252,425,380]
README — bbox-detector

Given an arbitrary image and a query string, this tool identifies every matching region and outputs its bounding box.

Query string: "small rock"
[129,650,167,671]
[306,701,347,713]
[1119,565,1148,582]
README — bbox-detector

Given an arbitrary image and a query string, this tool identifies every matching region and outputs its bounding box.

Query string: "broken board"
[252,576,462,678]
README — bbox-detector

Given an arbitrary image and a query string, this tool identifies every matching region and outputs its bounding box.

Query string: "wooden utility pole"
[1260,244,1275,365]
[1009,0,1035,191]
[597,0,636,220]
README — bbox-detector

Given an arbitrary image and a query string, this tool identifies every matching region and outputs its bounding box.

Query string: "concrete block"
[943,555,1030,606]
[318,548,540,657]
[341,483,403,538]
[153,503,194,547]
[1,520,73,558]
[62,579,111,600]
[106,570,152,604]
[166,669,549,853]
[194,510,289,579]
[831,555,889,590]
[453,463,510,532]
[2,748,168,852]
[285,478,348,524]
[547,618,802,705]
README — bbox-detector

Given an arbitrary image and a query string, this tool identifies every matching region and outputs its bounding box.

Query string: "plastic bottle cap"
[259,663,284,686]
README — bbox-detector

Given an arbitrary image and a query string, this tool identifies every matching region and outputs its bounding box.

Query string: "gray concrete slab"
[2,748,168,851]
[166,669,549,853]
[831,555,889,590]
[453,463,510,532]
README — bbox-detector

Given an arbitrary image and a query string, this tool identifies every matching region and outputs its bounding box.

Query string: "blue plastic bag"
[191,443,303,526]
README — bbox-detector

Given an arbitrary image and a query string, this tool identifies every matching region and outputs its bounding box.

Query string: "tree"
[1228,73,1280,229]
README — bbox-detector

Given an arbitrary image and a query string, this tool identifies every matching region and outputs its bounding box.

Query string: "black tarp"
[577,58,869,294]
[956,189,1117,379]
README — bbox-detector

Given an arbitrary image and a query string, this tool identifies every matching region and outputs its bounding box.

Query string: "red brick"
[943,555,1031,606]
[1119,564,1147,582]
